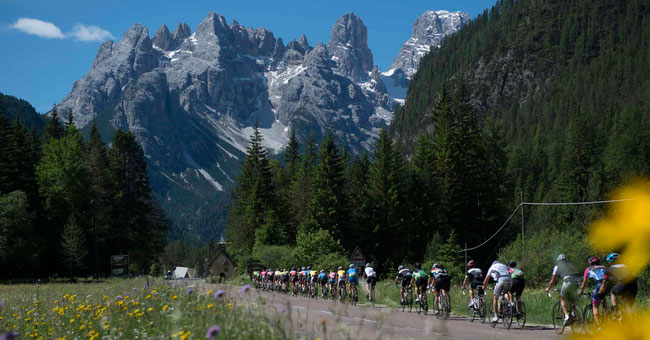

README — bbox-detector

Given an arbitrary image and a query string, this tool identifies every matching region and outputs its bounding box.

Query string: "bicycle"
[513,296,527,328]
[583,293,619,334]
[398,285,413,312]
[434,289,450,319]
[321,282,329,299]
[548,290,584,335]
[349,283,359,305]
[310,279,318,299]
[464,287,487,323]
[416,289,428,315]
[338,282,347,303]
[366,280,377,307]
[490,289,514,329]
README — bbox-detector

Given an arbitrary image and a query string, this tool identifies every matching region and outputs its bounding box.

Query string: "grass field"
[0,278,288,339]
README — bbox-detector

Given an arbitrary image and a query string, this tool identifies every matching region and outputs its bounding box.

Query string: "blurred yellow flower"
[171,295,177,300]
[589,179,650,276]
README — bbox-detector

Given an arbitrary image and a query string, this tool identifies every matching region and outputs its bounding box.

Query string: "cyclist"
[507,261,526,314]
[347,264,359,298]
[606,252,638,312]
[483,260,512,323]
[318,270,328,297]
[579,256,610,326]
[337,266,347,297]
[410,263,429,303]
[309,266,318,288]
[290,267,299,292]
[395,265,412,304]
[462,260,484,308]
[546,254,582,326]
[299,267,307,292]
[364,263,378,301]
[328,268,337,296]
[430,263,451,312]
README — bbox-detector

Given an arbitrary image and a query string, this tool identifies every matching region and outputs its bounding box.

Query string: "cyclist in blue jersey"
[606,253,638,313]
[347,264,359,298]
[579,256,609,326]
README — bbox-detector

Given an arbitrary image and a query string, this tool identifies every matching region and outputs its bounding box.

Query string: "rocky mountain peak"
[298,34,309,49]
[328,12,373,82]
[152,24,172,50]
[388,10,470,78]
[171,23,191,46]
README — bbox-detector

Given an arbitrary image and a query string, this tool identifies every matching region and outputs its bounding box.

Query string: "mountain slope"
[391,0,650,232]
[0,93,46,131]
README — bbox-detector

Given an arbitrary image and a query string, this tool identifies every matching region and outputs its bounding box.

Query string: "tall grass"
[0,278,288,339]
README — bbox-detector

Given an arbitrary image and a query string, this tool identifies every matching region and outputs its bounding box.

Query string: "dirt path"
[204,282,562,340]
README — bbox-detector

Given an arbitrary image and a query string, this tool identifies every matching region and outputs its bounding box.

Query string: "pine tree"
[60,214,88,278]
[44,105,64,141]
[85,120,111,276]
[301,132,350,247]
[6,117,39,208]
[0,103,11,194]
[226,122,275,261]
[367,129,405,271]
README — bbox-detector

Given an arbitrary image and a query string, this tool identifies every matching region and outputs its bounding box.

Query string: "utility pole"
[520,191,525,245]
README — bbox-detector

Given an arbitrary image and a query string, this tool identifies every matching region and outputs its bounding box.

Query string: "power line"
[521,196,650,206]
[458,195,650,253]
[459,205,521,252]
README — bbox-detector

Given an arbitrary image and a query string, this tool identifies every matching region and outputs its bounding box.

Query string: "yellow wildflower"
[163,304,168,311]
[171,295,177,300]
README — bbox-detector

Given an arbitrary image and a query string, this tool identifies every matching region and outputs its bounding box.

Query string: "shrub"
[251,243,294,269]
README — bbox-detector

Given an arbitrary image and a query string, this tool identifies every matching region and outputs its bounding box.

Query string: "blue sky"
[0,0,496,113]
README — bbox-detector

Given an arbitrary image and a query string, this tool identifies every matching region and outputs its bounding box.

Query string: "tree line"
[225,83,509,276]
[0,103,167,279]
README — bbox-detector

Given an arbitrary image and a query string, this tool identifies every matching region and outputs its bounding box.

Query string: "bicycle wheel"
[416,294,422,314]
[407,290,413,313]
[583,304,595,334]
[478,298,487,324]
[516,300,527,329]
[552,301,565,334]
[401,291,406,312]
[423,293,428,315]
[340,286,346,303]
[443,294,451,319]
[467,299,476,322]
[569,303,583,334]
[370,287,376,307]
[502,301,513,329]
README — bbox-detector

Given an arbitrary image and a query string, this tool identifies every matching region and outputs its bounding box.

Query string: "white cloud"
[11,18,65,38]
[10,18,114,42]
[69,23,114,42]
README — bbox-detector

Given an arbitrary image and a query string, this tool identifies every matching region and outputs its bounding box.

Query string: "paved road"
[208,283,561,340]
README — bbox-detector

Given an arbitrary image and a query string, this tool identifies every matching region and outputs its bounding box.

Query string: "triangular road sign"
[350,246,365,261]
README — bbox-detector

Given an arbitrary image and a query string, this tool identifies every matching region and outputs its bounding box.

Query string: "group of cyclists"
[250,251,638,331]
[546,252,638,329]
[252,263,378,303]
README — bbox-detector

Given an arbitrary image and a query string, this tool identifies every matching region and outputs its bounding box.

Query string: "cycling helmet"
[606,253,620,264]
[320,269,325,273]
[587,256,600,266]
[398,265,404,271]
[301,267,305,271]
[306,266,311,270]
[338,266,343,270]
[556,254,567,262]
[507,261,517,268]
[366,263,371,267]
[432,263,441,269]
[414,262,421,269]
[467,260,476,268]
[492,260,500,266]
[349,264,355,269]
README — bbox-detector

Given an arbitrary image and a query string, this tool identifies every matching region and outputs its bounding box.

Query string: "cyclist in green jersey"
[410,263,429,303]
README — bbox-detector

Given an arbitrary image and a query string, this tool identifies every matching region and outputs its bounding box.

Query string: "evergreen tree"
[226,122,275,262]
[85,120,111,276]
[60,214,88,278]
[288,134,316,242]
[0,101,9,194]
[5,118,40,210]
[301,132,350,247]
[367,129,405,271]
[43,105,64,141]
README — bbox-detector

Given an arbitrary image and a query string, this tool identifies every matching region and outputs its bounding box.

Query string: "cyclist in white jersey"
[483,260,512,323]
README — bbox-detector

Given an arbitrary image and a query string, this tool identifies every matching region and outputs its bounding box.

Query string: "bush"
[497,228,594,286]
[313,252,348,271]
[292,229,345,266]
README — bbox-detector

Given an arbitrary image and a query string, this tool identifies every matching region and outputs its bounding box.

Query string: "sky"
[0,0,496,113]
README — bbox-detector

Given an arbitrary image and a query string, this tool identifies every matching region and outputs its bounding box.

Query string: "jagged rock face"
[388,10,470,78]
[328,13,374,82]
[55,11,400,234]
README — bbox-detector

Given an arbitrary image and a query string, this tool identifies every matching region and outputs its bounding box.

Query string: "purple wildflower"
[280,307,286,314]
[0,332,19,340]
[32,313,39,318]
[0,299,4,310]
[187,287,194,295]
[214,290,226,299]
[205,325,220,339]
[132,287,138,292]
[115,296,123,301]
[241,284,251,294]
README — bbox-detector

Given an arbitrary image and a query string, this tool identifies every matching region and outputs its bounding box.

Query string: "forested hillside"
[0,101,167,279]
[0,92,46,131]
[391,0,650,238]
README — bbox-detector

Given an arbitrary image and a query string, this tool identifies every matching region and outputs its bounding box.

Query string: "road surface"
[207,283,562,340]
